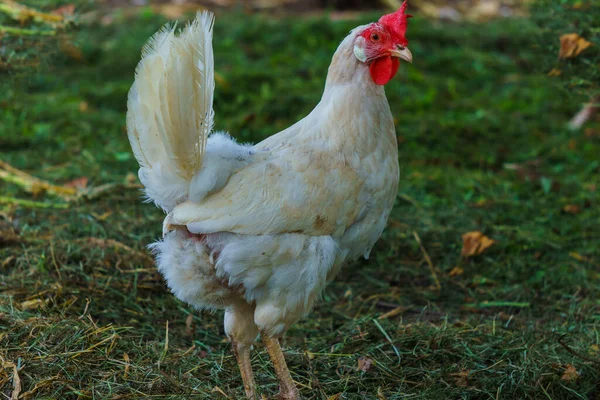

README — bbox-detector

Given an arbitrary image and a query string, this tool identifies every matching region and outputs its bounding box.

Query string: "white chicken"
[126,4,412,399]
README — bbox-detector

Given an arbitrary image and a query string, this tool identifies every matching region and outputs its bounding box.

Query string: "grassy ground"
[1,1,599,399]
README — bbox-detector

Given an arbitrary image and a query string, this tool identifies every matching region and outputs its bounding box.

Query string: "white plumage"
[127,9,411,399]
[127,12,217,211]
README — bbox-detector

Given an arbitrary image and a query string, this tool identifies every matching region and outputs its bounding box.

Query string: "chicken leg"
[232,342,256,399]
[225,305,259,399]
[263,336,299,400]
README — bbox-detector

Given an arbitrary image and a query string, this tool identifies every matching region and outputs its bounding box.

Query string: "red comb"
[378,1,411,42]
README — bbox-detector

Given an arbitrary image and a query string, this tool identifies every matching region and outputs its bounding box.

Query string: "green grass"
[1,1,599,399]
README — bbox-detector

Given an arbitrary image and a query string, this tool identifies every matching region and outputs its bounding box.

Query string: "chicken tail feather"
[126,11,215,211]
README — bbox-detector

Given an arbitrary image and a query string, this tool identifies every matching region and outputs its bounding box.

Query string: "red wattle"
[370,56,400,86]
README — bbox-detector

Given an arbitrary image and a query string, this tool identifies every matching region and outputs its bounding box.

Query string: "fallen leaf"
[561,364,580,383]
[11,362,21,400]
[461,232,495,258]
[559,33,593,59]
[327,394,342,400]
[563,204,581,214]
[2,360,21,400]
[452,370,470,387]
[357,356,373,372]
[448,266,464,277]
[377,386,388,400]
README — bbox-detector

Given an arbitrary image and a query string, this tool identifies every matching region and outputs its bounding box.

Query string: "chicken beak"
[391,47,413,64]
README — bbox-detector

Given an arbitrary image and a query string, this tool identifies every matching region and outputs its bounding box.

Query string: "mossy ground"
[1,1,599,399]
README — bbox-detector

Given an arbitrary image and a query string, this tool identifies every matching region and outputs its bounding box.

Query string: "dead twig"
[0,159,141,203]
[0,0,66,27]
[558,334,600,365]
[0,160,77,199]
[19,375,61,399]
[378,305,410,320]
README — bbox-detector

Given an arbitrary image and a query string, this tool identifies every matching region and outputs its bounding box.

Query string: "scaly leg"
[262,336,299,400]
[225,304,259,399]
[232,341,256,399]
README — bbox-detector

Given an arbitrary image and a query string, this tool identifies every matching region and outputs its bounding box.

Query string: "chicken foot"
[232,341,257,399]
[263,336,299,400]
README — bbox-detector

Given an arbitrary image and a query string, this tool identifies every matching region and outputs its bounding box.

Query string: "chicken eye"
[371,33,380,42]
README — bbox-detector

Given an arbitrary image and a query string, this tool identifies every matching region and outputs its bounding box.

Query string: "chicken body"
[160,27,399,328]
[128,8,410,399]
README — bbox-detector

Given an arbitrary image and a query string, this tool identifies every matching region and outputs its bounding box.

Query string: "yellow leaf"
[327,394,342,400]
[451,370,470,387]
[559,34,593,59]
[449,266,464,277]
[561,364,580,383]
[461,232,495,258]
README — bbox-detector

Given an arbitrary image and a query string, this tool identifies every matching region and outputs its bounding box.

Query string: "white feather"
[126,12,216,211]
